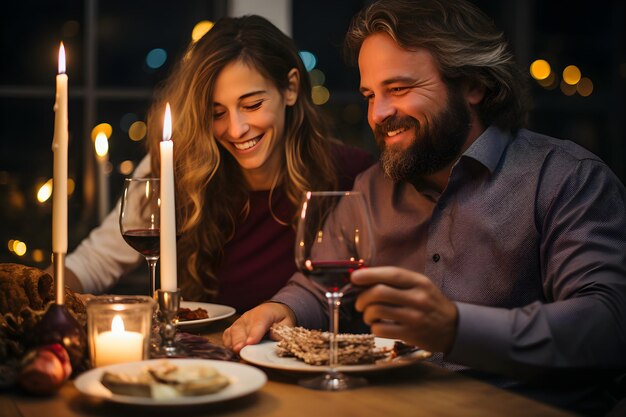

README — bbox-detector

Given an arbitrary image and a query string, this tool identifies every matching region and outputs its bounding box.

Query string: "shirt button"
[432,253,441,263]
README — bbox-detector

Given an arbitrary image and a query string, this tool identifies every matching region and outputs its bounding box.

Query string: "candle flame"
[58,42,66,74]
[111,315,126,333]
[163,102,172,141]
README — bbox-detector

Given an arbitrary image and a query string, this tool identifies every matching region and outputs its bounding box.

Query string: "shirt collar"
[462,125,512,174]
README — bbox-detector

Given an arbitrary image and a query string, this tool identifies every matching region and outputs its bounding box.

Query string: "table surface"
[0,317,578,417]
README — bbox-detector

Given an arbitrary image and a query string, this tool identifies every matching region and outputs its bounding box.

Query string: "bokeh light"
[68,178,75,196]
[95,132,109,157]
[192,21,214,42]
[577,77,593,97]
[37,179,53,203]
[562,65,581,85]
[312,85,330,105]
[309,69,326,87]
[119,160,135,175]
[537,71,558,90]
[128,121,147,141]
[32,249,44,263]
[299,51,317,71]
[146,48,167,69]
[91,123,112,140]
[560,79,577,96]
[530,59,551,80]
[14,241,27,257]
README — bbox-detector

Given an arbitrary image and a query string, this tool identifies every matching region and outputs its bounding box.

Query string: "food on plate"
[18,343,72,395]
[271,325,432,366]
[177,306,209,322]
[272,325,389,365]
[100,360,230,399]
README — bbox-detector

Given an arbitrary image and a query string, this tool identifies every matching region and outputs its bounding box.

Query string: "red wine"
[303,260,365,292]
[122,229,160,257]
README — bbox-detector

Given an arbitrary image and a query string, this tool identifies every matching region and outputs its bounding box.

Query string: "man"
[224,0,626,414]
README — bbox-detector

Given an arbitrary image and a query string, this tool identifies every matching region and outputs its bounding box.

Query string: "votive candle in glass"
[87,295,155,368]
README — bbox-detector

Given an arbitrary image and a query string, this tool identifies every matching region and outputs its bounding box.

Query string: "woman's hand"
[351,266,458,353]
[222,302,296,353]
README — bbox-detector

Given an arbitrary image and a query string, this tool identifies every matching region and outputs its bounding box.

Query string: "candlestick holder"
[153,289,187,357]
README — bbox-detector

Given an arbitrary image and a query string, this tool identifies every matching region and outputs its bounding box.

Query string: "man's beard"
[375,86,471,183]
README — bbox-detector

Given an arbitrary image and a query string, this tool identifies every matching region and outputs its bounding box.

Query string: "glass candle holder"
[87,295,155,368]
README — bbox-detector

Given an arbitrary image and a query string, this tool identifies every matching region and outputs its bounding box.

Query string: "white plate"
[239,338,430,373]
[74,358,266,406]
[177,302,236,328]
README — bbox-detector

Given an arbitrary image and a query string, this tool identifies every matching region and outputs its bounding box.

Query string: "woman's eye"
[243,100,264,111]
[212,111,225,120]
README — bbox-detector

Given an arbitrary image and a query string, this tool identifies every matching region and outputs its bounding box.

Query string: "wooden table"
[0,318,578,417]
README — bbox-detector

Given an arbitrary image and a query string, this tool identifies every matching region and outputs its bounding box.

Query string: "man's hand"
[222,302,296,353]
[351,266,458,353]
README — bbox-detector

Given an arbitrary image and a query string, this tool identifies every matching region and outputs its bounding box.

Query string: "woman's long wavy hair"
[145,15,338,301]
[344,0,531,131]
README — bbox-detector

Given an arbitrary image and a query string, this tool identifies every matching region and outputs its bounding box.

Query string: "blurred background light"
[95,132,109,157]
[31,249,44,263]
[37,179,53,203]
[537,71,558,90]
[563,65,582,85]
[128,121,147,141]
[68,178,75,196]
[119,160,135,175]
[560,79,577,96]
[91,123,112,140]
[192,20,214,42]
[530,59,551,80]
[299,50,317,71]
[309,68,325,87]
[312,85,330,105]
[14,241,26,257]
[146,48,167,69]
[577,77,593,97]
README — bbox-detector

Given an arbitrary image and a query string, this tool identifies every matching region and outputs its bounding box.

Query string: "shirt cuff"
[446,302,512,372]
[271,277,326,330]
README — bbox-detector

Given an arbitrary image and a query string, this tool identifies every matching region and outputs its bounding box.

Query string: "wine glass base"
[298,371,367,391]
[151,343,189,359]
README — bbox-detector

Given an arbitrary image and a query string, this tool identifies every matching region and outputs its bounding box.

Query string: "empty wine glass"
[295,191,375,390]
[119,178,160,297]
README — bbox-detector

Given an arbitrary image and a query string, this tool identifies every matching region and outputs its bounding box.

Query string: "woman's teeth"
[233,137,260,150]
[387,127,408,137]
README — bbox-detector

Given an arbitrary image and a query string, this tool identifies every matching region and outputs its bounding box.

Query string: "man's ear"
[285,68,300,106]
[464,81,486,105]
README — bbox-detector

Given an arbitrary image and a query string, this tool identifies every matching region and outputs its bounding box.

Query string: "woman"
[63,15,373,312]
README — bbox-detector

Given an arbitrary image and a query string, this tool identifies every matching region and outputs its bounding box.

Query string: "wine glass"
[119,178,160,298]
[295,191,375,390]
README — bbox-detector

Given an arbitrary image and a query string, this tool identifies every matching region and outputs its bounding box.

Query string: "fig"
[18,343,72,395]
[31,303,87,373]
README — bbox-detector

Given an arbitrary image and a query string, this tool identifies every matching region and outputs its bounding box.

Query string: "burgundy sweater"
[215,144,374,311]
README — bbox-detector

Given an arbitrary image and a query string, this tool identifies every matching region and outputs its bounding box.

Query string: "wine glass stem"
[146,257,159,298]
[327,291,342,372]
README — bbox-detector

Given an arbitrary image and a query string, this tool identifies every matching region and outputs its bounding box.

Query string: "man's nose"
[370,96,395,126]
